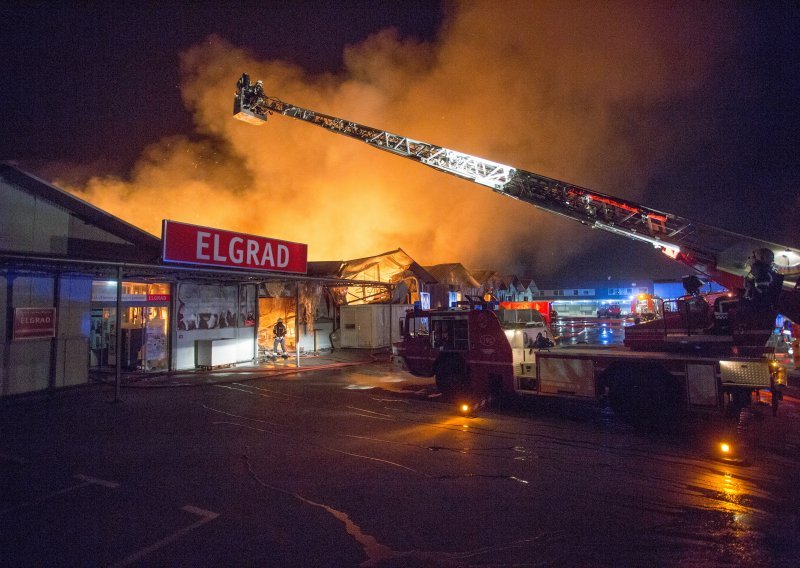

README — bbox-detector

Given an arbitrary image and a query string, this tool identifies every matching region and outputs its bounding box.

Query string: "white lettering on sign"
[163,220,307,273]
[193,232,293,269]
[20,316,52,324]
[196,231,211,260]
[213,234,225,262]
[260,244,274,266]
[277,244,289,267]
[229,237,244,263]
[247,240,258,264]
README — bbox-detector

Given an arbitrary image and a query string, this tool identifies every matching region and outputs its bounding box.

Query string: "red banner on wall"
[13,308,57,340]
[499,301,553,325]
[162,220,308,274]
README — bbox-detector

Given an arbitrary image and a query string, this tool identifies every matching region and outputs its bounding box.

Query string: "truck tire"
[435,356,468,395]
[604,363,681,425]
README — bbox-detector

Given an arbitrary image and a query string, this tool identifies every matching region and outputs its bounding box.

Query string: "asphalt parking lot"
[2,354,799,567]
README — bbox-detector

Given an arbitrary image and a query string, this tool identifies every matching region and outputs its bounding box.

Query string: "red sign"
[147,294,171,302]
[162,220,307,274]
[13,308,57,340]
[500,301,553,325]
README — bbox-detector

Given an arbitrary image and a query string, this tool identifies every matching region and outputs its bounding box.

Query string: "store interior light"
[777,249,800,269]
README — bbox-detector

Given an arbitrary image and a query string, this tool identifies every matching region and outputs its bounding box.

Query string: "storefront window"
[90,280,171,371]
[148,283,170,296]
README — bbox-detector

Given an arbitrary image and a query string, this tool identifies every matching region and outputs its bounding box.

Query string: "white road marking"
[202,404,280,426]
[110,505,219,568]
[231,382,302,398]
[74,474,120,488]
[212,421,268,432]
[346,406,391,417]
[0,474,118,516]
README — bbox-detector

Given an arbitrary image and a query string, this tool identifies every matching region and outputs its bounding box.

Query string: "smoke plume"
[61,2,734,276]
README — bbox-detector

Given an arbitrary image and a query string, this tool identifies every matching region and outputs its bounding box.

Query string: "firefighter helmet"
[750,248,774,264]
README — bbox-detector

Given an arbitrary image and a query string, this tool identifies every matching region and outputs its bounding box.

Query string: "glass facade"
[90,281,171,372]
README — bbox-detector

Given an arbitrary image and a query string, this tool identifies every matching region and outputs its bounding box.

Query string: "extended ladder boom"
[233,73,800,297]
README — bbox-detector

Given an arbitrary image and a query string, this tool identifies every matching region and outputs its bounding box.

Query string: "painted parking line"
[0,474,119,516]
[109,505,219,568]
[74,474,121,488]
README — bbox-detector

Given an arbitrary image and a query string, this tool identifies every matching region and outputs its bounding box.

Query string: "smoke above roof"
[60,2,734,278]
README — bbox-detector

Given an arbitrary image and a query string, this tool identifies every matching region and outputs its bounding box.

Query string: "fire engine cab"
[395,297,553,395]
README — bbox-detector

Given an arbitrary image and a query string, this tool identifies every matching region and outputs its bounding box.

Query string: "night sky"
[2,1,441,172]
[2,2,798,284]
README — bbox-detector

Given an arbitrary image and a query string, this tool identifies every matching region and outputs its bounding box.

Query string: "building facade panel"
[55,276,92,387]
[34,198,71,253]
[173,282,257,371]
[3,275,58,394]
[0,182,38,252]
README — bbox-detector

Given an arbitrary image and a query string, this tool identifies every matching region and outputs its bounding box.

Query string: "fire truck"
[597,303,622,318]
[629,294,658,321]
[233,73,799,422]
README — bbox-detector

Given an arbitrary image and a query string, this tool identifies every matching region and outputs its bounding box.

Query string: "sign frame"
[161,220,308,274]
[13,307,57,340]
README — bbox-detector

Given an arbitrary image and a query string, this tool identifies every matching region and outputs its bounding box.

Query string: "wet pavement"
[2,354,799,567]
[88,348,386,388]
[552,316,631,346]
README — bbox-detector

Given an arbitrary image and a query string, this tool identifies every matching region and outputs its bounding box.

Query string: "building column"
[114,266,123,402]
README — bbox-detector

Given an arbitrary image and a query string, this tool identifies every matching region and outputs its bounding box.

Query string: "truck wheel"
[435,357,468,395]
[606,364,680,425]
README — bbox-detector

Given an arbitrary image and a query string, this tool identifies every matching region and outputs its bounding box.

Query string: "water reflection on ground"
[552,316,631,346]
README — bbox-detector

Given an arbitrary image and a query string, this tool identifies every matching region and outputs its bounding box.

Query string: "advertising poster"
[177,283,238,330]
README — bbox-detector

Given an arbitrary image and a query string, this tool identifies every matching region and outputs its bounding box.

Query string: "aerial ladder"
[233,73,800,329]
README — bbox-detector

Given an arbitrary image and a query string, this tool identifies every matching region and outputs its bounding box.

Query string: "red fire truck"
[630,294,659,321]
[233,74,799,423]
[393,295,785,421]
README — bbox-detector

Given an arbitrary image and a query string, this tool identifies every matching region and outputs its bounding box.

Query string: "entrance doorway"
[89,281,171,372]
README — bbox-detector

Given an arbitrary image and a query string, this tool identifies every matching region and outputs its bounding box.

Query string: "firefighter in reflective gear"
[273,318,288,356]
[530,332,554,353]
[743,248,783,309]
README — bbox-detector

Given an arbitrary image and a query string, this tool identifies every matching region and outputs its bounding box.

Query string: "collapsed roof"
[423,263,481,289]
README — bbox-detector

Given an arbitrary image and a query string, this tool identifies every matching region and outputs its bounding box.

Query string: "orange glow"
[55,5,730,274]
[661,246,680,259]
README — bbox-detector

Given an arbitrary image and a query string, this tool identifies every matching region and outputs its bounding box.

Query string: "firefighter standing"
[273,318,288,357]
[743,248,782,309]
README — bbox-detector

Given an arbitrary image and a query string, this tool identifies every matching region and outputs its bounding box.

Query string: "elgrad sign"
[13,307,57,340]
[162,220,307,273]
